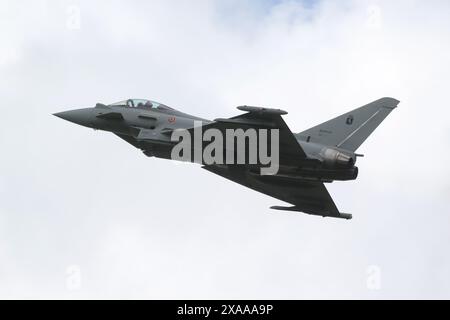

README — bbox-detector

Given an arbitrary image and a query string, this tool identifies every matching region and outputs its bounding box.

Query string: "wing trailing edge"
[270,205,352,220]
[203,165,350,220]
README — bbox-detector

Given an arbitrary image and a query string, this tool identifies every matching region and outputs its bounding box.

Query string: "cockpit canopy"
[108,99,173,111]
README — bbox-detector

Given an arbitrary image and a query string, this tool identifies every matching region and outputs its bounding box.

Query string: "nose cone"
[54,108,94,128]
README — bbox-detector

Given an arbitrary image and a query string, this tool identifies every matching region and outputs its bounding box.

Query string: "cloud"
[0,0,449,299]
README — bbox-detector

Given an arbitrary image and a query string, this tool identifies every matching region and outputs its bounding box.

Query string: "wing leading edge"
[196,106,307,166]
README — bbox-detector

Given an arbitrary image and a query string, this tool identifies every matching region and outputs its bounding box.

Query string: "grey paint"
[297,97,399,151]
[55,97,399,220]
[3,0,450,300]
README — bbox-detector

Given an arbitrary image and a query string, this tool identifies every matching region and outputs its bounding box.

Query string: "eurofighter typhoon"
[54,97,399,220]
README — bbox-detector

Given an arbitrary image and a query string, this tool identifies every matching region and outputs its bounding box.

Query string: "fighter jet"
[54,97,399,220]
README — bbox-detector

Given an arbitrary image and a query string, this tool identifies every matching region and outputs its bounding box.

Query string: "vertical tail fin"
[297,97,399,151]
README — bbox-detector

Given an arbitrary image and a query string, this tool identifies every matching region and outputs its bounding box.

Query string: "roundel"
[168,116,176,124]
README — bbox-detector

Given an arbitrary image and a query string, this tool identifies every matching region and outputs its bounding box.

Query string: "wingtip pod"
[339,213,353,220]
[237,105,288,115]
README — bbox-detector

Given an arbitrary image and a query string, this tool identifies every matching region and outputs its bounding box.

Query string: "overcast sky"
[1,0,449,299]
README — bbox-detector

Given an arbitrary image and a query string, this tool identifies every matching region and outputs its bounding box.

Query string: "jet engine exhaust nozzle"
[320,148,355,168]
